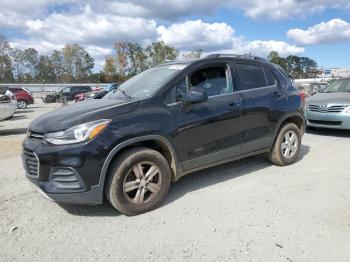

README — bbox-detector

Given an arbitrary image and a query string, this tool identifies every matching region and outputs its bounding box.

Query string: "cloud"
[1,0,350,23]
[23,5,158,47]
[211,39,304,58]
[227,0,350,20]
[287,18,350,45]
[157,20,235,50]
[105,0,228,20]
[157,20,304,56]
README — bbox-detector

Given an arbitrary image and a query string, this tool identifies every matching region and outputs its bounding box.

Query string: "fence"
[0,83,110,98]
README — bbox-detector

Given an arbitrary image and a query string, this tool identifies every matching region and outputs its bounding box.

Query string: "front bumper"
[306,110,350,130]
[22,137,108,205]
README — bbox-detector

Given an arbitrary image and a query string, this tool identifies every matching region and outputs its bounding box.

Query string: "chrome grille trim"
[23,148,40,178]
[308,104,347,113]
[28,131,44,139]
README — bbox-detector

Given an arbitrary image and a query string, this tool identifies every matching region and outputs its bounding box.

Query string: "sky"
[0,0,350,70]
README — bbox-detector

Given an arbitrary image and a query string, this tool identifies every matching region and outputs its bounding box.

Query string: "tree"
[11,48,24,82]
[0,34,14,82]
[127,42,147,75]
[51,50,64,83]
[36,55,56,83]
[22,48,39,82]
[61,44,95,82]
[268,51,319,79]
[101,55,118,82]
[183,48,203,59]
[115,42,128,78]
[267,51,287,71]
[146,41,179,67]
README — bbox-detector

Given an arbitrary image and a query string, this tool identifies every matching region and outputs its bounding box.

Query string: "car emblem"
[320,104,327,108]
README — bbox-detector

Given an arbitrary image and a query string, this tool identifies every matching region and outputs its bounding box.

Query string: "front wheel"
[106,148,171,216]
[269,123,302,166]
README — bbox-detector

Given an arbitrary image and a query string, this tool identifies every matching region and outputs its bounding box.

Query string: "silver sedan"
[0,95,16,121]
[305,79,350,130]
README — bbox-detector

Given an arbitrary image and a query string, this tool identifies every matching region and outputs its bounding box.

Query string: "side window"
[236,63,267,90]
[62,87,71,93]
[264,68,277,86]
[189,66,231,97]
[175,79,187,102]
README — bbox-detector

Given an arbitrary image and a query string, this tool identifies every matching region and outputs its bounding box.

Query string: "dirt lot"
[1,101,350,262]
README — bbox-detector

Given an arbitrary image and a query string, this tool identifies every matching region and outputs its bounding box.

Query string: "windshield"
[323,79,350,93]
[105,64,187,100]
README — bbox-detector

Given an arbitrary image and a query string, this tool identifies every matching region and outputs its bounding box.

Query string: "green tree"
[36,55,56,83]
[145,41,179,67]
[0,34,14,82]
[61,44,95,82]
[127,42,147,75]
[51,50,64,83]
[267,51,287,71]
[102,55,118,83]
[22,48,39,82]
[183,48,203,59]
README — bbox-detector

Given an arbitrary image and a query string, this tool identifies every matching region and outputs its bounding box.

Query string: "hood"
[29,99,138,133]
[306,92,350,105]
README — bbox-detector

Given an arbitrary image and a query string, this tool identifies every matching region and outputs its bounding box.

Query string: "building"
[329,68,350,78]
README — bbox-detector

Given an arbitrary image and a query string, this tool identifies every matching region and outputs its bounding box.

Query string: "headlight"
[346,106,350,113]
[44,119,111,145]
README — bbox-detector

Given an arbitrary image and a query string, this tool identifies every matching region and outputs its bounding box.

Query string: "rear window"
[263,68,277,86]
[9,88,22,93]
[236,63,267,90]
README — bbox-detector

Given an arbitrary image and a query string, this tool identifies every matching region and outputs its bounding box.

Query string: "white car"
[0,94,16,121]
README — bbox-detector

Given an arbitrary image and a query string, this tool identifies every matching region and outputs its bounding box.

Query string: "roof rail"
[206,54,268,62]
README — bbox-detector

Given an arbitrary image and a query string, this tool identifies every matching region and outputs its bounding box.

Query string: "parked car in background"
[295,82,328,97]
[0,94,16,121]
[0,86,16,100]
[23,54,305,215]
[306,78,350,129]
[75,83,120,102]
[42,86,92,103]
[9,87,34,109]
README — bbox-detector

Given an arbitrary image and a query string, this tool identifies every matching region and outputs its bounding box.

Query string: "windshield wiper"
[118,89,132,99]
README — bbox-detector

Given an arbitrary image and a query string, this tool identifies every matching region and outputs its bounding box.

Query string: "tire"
[269,123,302,166]
[17,100,27,109]
[106,148,171,216]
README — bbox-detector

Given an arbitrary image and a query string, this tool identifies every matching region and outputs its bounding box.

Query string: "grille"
[308,104,347,113]
[23,148,39,177]
[28,131,44,139]
[308,119,342,126]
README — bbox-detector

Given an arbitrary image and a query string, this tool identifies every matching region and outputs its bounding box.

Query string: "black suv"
[23,54,305,215]
[42,86,92,103]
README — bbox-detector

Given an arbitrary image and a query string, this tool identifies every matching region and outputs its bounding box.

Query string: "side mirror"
[184,89,208,105]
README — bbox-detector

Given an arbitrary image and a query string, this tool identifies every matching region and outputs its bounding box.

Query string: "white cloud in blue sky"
[1,0,350,68]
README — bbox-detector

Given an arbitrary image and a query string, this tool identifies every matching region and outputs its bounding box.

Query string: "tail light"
[298,91,306,105]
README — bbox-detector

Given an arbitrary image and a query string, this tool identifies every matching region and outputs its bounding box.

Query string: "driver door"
[168,62,243,171]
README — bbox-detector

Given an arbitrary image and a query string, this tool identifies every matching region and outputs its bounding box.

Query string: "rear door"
[233,62,282,153]
[168,61,243,171]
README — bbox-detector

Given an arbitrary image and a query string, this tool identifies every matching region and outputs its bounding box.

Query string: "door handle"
[227,102,241,110]
[272,91,282,99]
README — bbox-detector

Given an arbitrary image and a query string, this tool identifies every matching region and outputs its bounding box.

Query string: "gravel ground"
[1,102,350,262]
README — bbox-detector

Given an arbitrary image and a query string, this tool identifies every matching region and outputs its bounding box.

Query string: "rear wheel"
[269,123,301,166]
[17,100,27,109]
[106,148,171,216]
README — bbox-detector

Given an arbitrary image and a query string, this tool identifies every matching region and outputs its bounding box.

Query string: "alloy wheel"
[122,161,162,205]
[17,100,27,109]
[281,130,299,159]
